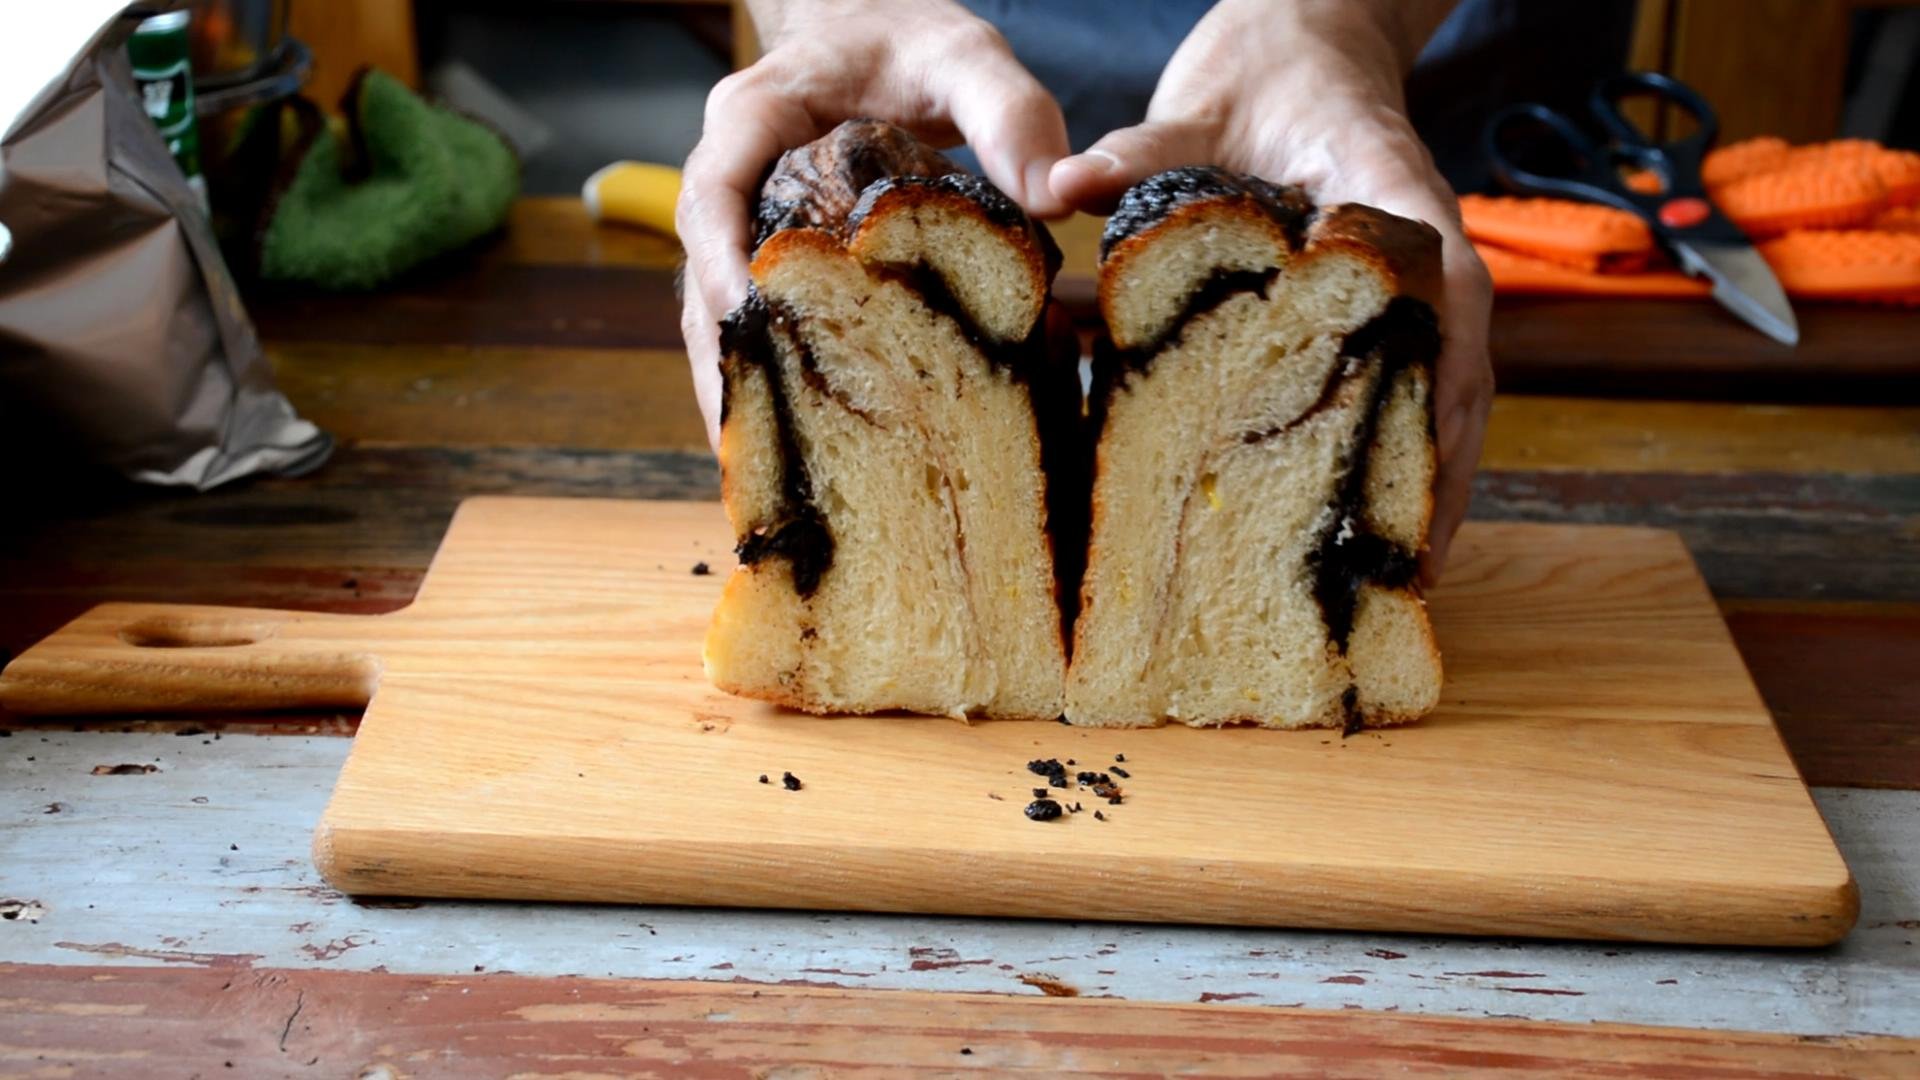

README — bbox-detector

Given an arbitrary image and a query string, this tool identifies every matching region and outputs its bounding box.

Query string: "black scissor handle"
[1483,103,1642,214]
[1588,71,1719,196]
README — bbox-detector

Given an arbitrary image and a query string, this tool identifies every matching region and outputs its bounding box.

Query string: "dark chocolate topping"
[1100,166,1316,261]
[751,119,959,250]
[1307,296,1440,661]
[718,290,837,597]
[728,118,1083,623]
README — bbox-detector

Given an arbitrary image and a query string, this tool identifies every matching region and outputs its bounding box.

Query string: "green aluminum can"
[128,10,207,204]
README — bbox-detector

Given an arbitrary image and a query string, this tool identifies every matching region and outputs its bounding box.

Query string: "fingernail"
[1076,149,1121,174]
[1024,162,1061,212]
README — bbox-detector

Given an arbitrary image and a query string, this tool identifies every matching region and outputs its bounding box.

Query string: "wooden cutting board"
[0,497,1856,945]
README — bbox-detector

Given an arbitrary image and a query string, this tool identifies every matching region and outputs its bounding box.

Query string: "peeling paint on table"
[3,731,1915,1037]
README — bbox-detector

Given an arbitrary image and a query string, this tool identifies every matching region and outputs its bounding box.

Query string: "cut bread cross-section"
[704,120,1080,720]
[1065,167,1445,731]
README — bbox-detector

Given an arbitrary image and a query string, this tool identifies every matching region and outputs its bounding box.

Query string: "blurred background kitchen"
[0,0,1915,495]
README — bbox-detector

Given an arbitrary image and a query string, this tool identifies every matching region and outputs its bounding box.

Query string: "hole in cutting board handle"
[118,616,274,649]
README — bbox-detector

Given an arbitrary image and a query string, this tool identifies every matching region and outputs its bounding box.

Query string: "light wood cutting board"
[0,497,1857,945]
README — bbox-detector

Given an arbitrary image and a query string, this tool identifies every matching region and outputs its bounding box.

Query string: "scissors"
[1484,71,1799,345]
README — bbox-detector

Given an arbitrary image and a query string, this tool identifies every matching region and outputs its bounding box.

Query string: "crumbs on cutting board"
[1017,752,1130,821]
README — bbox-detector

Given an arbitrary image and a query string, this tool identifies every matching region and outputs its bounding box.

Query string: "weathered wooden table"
[3,199,1917,1076]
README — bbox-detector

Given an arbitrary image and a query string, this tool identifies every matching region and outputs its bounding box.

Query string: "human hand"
[677,0,1070,450]
[1049,0,1492,584]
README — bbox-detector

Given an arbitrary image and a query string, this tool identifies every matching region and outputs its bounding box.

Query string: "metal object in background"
[180,0,310,115]
[186,0,288,88]
[1485,72,1800,346]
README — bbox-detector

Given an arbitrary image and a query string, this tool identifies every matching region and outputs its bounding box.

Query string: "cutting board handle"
[0,602,383,716]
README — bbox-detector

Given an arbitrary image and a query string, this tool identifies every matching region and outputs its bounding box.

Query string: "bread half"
[1065,167,1445,731]
[704,120,1078,720]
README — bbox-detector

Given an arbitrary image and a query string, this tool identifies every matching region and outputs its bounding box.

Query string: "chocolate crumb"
[1024,798,1063,821]
[91,764,156,775]
[229,843,238,851]
[1114,753,1126,762]
[758,774,769,784]
[987,793,1004,801]
[1027,758,1062,777]
[960,1048,972,1056]
[1107,795,1123,805]
[781,771,803,791]
[1110,765,1130,779]
[1032,788,1049,799]
[1094,810,1106,821]
[1066,759,1076,766]
[692,561,712,576]
[1070,802,1083,813]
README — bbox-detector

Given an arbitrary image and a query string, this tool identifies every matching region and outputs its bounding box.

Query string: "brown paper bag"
[0,1,329,489]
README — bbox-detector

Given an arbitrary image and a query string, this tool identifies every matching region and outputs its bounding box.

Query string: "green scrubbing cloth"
[260,69,518,290]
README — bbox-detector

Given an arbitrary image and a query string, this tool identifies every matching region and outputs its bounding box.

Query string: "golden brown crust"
[1303,203,1444,311]
[1095,173,1445,349]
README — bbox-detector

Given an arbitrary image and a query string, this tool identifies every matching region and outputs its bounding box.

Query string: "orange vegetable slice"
[1788,140,1920,207]
[1702,136,1792,188]
[1872,205,1920,234]
[1714,164,1886,237]
[1475,241,1709,298]
[1459,194,1653,271]
[1622,168,1665,195]
[1758,229,1920,305]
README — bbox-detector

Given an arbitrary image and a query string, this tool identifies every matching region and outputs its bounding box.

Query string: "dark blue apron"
[952,0,1636,192]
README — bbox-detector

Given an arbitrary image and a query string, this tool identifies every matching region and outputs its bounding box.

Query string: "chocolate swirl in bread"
[707,119,1077,720]
[1069,167,1444,730]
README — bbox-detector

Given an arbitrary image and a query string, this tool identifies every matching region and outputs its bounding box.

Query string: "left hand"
[1048,0,1492,585]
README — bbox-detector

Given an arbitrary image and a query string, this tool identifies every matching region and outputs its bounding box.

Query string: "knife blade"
[1671,239,1800,346]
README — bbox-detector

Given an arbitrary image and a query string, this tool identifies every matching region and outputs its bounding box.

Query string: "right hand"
[677,0,1071,451]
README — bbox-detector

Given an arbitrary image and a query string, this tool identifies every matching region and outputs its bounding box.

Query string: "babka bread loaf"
[703,119,1079,720]
[1065,168,1444,731]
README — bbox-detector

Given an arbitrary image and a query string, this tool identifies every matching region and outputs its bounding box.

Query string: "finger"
[1420,237,1495,586]
[932,28,1072,218]
[1048,119,1217,216]
[676,72,817,322]
[1422,378,1489,586]
[678,265,727,455]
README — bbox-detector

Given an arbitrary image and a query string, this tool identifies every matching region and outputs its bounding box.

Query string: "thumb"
[934,40,1071,218]
[1049,120,1218,215]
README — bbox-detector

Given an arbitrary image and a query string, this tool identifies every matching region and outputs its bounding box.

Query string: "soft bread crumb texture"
[705,229,1066,719]
[1066,201,1441,729]
[1101,208,1292,350]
